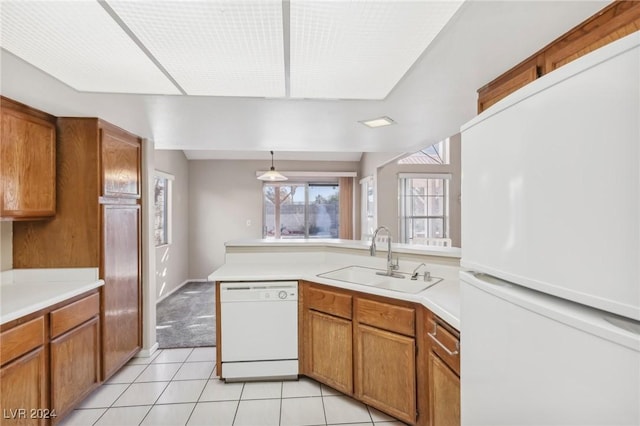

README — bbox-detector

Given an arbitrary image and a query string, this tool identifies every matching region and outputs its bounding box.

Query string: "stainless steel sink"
[317,265,442,294]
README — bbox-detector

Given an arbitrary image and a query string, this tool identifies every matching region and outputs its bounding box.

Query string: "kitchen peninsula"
[209,238,462,426]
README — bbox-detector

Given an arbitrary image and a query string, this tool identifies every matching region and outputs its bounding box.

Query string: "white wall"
[375,134,462,247]
[189,159,360,278]
[155,150,190,300]
[0,222,12,271]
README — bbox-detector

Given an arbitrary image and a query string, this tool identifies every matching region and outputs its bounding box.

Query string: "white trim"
[398,172,452,180]
[156,279,192,304]
[255,171,357,178]
[135,342,159,358]
[154,170,175,180]
[359,175,373,184]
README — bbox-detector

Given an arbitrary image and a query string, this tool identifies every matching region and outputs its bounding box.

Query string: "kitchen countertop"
[225,238,462,259]
[0,268,104,325]
[209,261,461,330]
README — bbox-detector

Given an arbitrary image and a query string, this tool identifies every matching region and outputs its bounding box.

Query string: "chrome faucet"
[370,226,402,278]
[411,263,432,281]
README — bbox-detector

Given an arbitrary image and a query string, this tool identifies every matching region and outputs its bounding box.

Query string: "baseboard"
[156,278,206,304]
[136,342,159,358]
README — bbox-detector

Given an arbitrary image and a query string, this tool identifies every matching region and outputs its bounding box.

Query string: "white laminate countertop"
[0,268,104,325]
[209,262,461,330]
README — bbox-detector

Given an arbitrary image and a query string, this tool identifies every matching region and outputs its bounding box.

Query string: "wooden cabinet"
[544,1,640,73]
[306,310,353,394]
[0,316,47,426]
[101,204,141,378]
[0,291,102,425]
[301,283,353,394]
[425,313,460,426]
[355,324,416,424]
[100,127,141,199]
[300,282,420,425]
[0,97,56,220]
[13,118,142,381]
[354,298,417,425]
[49,293,101,423]
[477,1,640,113]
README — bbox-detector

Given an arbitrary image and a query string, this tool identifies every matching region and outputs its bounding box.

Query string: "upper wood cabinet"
[0,97,56,220]
[100,127,141,199]
[477,1,640,113]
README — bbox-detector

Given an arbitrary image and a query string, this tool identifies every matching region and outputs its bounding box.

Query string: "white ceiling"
[0,1,609,161]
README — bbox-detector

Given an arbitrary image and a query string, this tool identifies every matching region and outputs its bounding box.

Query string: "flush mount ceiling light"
[257,151,288,181]
[359,116,396,128]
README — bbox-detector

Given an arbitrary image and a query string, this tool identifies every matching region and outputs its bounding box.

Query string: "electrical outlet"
[246,219,251,227]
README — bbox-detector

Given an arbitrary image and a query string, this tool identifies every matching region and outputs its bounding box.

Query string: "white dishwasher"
[220,281,298,381]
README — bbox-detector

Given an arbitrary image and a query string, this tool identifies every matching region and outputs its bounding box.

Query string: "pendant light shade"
[257,151,288,181]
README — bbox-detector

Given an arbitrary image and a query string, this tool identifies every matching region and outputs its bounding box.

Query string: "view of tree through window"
[263,183,339,239]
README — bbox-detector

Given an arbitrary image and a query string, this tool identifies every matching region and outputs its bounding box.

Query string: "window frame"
[154,170,174,247]
[262,180,340,239]
[398,173,451,245]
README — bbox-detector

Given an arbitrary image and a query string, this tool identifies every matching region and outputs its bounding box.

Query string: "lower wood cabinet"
[50,317,100,423]
[354,323,416,424]
[0,291,102,425]
[428,352,460,426]
[306,310,353,394]
[300,282,421,425]
[0,347,47,426]
[425,313,461,426]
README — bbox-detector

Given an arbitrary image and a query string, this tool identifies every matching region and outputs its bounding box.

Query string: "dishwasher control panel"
[220,281,298,302]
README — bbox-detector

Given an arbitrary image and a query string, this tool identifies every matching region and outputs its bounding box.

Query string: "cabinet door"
[305,310,353,395]
[101,204,141,379]
[100,127,140,199]
[355,324,416,424]
[428,352,460,426]
[0,347,47,426]
[50,317,100,421]
[0,108,55,218]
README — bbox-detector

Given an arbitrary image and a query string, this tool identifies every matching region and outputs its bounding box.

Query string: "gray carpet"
[156,281,216,349]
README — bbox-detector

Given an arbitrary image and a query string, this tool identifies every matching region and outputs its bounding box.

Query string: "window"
[397,139,450,165]
[360,176,375,241]
[399,173,451,246]
[263,182,339,239]
[154,171,173,246]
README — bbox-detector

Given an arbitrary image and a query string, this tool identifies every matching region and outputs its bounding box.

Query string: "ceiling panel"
[0,1,180,95]
[289,0,464,99]
[107,0,286,97]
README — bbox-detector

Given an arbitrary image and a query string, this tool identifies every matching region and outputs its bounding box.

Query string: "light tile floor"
[58,347,407,426]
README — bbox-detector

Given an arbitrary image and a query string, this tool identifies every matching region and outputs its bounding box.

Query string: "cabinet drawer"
[305,285,352,319]
[50,293,100,338]
[356,298,415,337]
[427,316,460,376]
[1,316,45,366]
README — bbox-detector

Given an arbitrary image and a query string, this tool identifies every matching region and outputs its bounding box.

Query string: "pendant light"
[257,151,288,181]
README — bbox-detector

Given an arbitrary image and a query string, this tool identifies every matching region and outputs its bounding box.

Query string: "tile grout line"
[319,383,329,426]
[88,349,165,425]
[231,382,246,425]
[137,348,194,425]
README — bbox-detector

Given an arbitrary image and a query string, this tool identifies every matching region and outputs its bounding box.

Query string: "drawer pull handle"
[427,331,459,356]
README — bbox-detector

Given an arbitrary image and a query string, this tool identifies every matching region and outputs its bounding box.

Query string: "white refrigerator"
[459,32,640,425]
